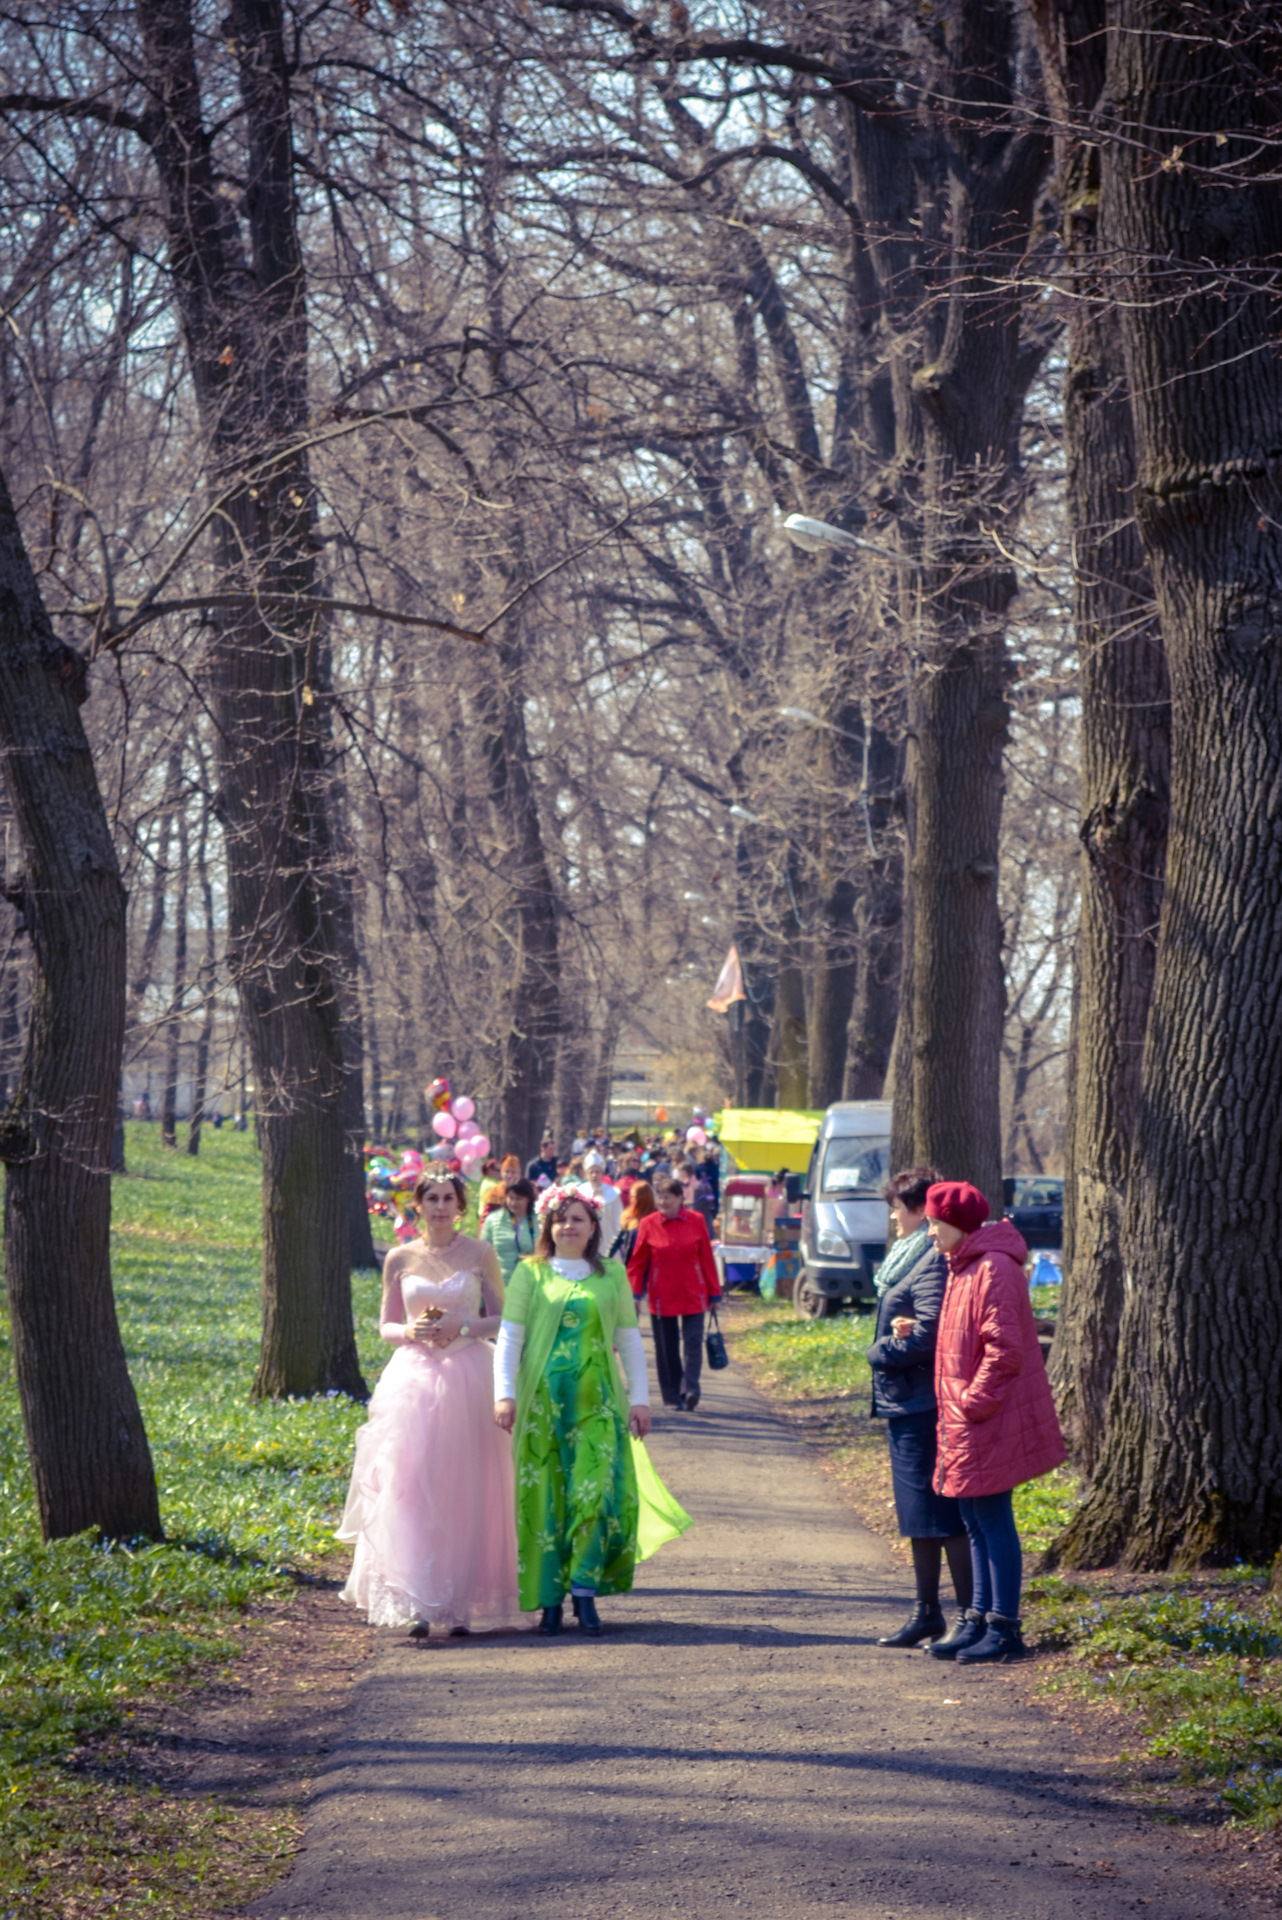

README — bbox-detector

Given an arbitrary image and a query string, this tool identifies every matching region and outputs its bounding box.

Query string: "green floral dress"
[505,1256,692,1612]
[518,1279,639,1607]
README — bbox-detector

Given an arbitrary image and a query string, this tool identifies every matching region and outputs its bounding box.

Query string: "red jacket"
[933,1220,1065,1499]
[627,1208,722,1316]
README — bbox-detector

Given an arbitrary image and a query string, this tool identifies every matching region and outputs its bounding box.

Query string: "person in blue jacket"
[867,1167,974,1651]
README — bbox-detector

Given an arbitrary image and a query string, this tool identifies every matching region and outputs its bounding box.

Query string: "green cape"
[504,1256,692,1559]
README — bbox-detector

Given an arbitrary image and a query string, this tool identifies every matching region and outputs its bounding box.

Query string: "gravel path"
[251,1354,1260,1920]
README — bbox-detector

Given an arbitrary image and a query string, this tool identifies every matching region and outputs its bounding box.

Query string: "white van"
[796,1101,892,1317]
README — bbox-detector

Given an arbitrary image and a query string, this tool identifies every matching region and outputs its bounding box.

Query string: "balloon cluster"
[364,1146,426,1240]
[425,1081,491,1177]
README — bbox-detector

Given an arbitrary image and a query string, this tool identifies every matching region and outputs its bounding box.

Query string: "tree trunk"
[845,726,904,1102]
[186,817,216,1155]
[909,631,1008,1214]
[135,0,363,1399]
[1054,0,1282,1567]
[0,462,161,1541]
[807,874,858,1108]
[478,668,560,1164]
[159,811,188,1148]
[1032,0,1170,1474]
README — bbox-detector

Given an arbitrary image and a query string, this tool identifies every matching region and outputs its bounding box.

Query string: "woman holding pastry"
[338,1169,529,1635]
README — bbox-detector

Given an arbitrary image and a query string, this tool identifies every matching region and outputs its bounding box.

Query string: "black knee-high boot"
[944,1532,974,1610]
[878,1538,947,1647]
[928,1533,985,1659]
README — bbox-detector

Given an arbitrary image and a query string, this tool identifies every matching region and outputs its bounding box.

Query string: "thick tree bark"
[0,463,160,1541]
[1033,0,1170,1473]
[1055,0,1282,1567]
[135,0,363,1398]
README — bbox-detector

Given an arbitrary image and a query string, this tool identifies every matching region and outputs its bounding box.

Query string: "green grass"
[1027,1571,1282,1825]
[0,1124,390,1912]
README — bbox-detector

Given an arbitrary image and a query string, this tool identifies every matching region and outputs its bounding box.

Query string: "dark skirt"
[885,1407,964,1539]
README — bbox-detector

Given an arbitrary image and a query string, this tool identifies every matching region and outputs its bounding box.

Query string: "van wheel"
[795,1277,839,1319]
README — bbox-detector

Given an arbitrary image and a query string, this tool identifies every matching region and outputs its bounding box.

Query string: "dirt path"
[249,1358,1266,1920]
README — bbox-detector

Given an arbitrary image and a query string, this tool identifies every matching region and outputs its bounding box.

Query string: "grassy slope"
[729,1292,1282,1828]
[0,1125,389,1915]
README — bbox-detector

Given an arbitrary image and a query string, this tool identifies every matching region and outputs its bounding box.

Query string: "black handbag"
[705,1307,729,1370]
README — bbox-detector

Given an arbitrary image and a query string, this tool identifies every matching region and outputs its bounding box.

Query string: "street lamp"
[782,512,902,565]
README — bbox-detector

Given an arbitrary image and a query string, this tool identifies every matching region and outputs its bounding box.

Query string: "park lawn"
[0,1124,390,1917]
[729,1291,1282,1828]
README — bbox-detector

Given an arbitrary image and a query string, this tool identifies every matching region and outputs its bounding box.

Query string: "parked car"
[1003,1175,1064,1250]
[796,1102,891,1317]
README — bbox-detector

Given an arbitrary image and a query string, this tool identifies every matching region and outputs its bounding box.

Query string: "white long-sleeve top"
[492,1258,650,1406]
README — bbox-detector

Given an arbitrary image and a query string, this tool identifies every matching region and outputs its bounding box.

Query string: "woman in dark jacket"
[867,1168,974,1651]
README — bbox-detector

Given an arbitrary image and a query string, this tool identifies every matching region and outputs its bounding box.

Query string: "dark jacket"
[865,1231,948,1418]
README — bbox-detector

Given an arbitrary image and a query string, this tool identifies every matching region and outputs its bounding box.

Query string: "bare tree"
[0,461,160,1541]
[1054,0,1282,1568]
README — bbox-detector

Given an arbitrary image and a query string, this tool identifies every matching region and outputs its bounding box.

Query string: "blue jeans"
[958,1489,1022,1618]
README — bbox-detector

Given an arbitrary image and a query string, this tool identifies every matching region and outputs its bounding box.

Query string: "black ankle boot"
[878,1602,947,1648]
[955,1612,1025,1664]
[572,1594,603,1636]
[538,1604,563,1635]
[928,1608,986,1659]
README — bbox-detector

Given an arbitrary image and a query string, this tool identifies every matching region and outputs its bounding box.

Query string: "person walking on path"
[526,1136,558,1185]
[481,1177,538,1282]
[583,1149,623,1250]
[492,1183,691,1636]
[926,1179,1066,1665]
[609,1179,655,1265]
[627,1179,723,1412]
[866,1167,973,1651]
[337,1171,528,1636]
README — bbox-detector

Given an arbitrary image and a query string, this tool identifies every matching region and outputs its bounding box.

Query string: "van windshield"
[819,1137,889,1198]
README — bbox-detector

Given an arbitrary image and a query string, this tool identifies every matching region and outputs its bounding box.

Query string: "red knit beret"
[925,1180,989,1234]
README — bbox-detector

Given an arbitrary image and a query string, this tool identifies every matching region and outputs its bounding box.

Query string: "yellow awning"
[715,1107,823,1176]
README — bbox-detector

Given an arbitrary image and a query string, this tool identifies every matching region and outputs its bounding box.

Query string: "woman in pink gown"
[338,1170,531,1634]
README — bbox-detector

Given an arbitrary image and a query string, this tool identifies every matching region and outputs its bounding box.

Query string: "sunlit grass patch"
[0,1124,389,1909]
[1027,1571,1282,1825]
[732,1298,876,1401]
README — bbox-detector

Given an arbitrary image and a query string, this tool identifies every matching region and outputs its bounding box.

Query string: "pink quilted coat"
[933,1219,1065,1499]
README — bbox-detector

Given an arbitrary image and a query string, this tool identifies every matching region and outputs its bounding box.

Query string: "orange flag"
[706,945,746,1013]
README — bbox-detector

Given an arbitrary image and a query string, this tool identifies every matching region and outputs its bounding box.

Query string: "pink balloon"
[400,1149,424,1168]
[457,1119,479,1142]
[432,1112,457,1139]
[686,1126,707,1146]
[451,1096,476,1122]
[468,1134,491,1159]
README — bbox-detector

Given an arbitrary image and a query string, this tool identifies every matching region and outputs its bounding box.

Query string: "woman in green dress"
[493,1182,691,1637]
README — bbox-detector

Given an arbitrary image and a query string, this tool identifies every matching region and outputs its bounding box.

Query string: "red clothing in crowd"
[627,1208,723,1316]
[933,1219,1065,1499]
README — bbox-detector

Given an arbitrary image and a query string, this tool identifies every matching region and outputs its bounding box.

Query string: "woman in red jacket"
[926,1181,1065,1665]
[627,1179,722,1410]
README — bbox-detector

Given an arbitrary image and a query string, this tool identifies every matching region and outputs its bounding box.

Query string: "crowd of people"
[336,1125,1063,1664]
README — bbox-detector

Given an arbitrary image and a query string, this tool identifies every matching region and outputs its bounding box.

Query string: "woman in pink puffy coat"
[925,1181,1065,1665]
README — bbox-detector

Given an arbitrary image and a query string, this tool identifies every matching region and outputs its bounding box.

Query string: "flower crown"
[535,1180,602,1219]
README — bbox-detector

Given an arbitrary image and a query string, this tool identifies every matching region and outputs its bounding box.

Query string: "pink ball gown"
[337,1267,530,1631]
